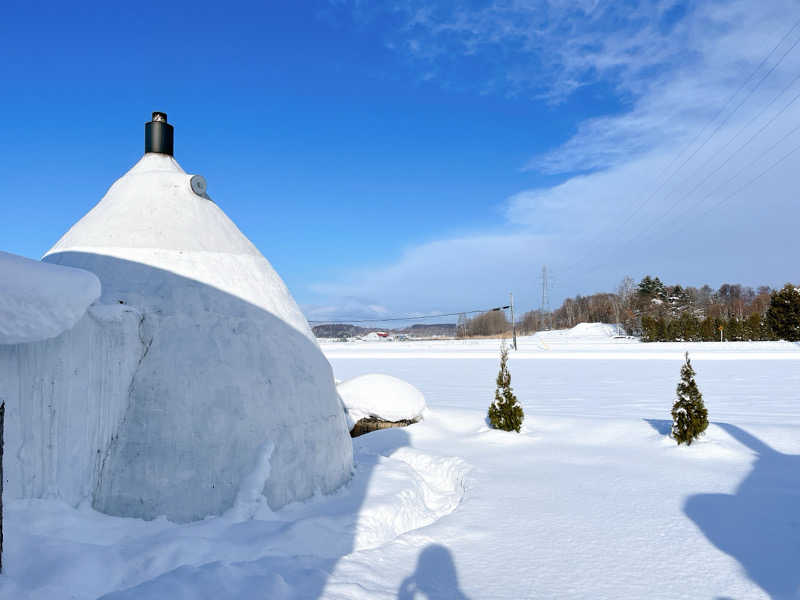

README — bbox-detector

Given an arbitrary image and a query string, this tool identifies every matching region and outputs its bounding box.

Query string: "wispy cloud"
[342,0,698,102]
[303,298,391,323]
[313,0,800,320]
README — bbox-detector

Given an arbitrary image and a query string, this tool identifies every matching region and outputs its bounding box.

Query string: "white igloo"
[2,113,352,522]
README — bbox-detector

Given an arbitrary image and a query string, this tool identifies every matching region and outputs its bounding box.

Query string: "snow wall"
[0,304,143,503]
[3,153,353,522]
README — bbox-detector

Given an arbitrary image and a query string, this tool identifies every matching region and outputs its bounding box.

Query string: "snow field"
[2,326,799,598]
[324,324,800,360]
[321,343,800,599]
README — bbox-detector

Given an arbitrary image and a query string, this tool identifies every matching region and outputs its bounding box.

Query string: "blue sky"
[2,1,799,322]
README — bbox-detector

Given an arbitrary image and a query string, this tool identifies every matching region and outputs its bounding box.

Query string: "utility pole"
[540,266,550,330]
[510,292,517,350]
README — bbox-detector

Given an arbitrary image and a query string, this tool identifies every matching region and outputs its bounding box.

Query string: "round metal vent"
[189,175,208,197]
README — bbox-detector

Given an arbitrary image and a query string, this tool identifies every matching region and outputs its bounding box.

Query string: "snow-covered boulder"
[0,250,100,344]
[337,374,427,431]
[3,122,353,522]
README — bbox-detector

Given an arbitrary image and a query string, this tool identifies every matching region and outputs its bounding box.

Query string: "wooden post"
[510,292,517,351]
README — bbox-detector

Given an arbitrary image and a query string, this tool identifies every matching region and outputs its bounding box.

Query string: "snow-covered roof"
[43,153,313,340]
[46,154,260,256]
[0,250,100,344]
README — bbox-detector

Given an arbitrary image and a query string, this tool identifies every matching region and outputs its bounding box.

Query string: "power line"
[695,137,800,219]
[556,17,800,279]
[624,73,800,247]
[308,305,511,324]
[655,117,800,234]
[572,136,800,276]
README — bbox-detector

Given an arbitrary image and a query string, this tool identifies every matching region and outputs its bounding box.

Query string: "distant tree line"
[444,276,800,343]
[458,309,509,337]
[518,276,800,342]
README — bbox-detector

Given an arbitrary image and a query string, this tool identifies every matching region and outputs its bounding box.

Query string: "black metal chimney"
[144,111,174,155]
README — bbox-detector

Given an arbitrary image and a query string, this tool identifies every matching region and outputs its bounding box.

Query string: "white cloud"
[303,298,391,323]
[312,0,800,321]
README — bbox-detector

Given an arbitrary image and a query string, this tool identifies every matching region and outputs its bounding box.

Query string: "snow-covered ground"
[3,324,800,598]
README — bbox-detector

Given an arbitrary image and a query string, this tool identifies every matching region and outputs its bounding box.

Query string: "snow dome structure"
[2,113,352,522]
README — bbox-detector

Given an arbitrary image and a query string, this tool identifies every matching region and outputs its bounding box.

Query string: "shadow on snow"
[398,544,469,600]
[684,423,800,599]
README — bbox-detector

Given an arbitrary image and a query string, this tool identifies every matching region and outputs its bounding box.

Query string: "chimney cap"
[145,111,174,156]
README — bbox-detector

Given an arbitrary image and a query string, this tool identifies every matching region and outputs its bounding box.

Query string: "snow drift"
[0,250,100,344]
[563,322,625,338]
[337,374,427,429]
[3,148,352,522]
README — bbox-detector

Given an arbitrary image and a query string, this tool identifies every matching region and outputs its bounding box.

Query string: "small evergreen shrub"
[488,340,524,432]
[671,352,708,445]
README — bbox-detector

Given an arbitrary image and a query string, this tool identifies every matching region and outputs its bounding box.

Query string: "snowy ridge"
[0,250,100,345]
[347,445,468,553]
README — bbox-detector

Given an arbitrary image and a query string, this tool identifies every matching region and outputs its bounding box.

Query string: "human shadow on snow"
[683,423,800,599]
[398,544,469,600]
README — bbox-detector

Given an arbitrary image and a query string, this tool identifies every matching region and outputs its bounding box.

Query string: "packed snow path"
[2,334,800,598]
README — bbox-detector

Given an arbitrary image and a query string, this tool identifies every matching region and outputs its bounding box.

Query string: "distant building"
[363,331,390,341]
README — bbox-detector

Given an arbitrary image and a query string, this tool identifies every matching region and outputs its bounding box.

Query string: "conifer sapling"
[488,340,524,432]
[671,352,708,445]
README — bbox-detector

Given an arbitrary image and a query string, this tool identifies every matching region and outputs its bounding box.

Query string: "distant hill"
[397,323,457,337]
[311,324,370,338]
[311,322,457,339]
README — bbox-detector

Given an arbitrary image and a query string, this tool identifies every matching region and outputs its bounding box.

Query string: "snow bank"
[0,250,100,344]
[337,374,427,428]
